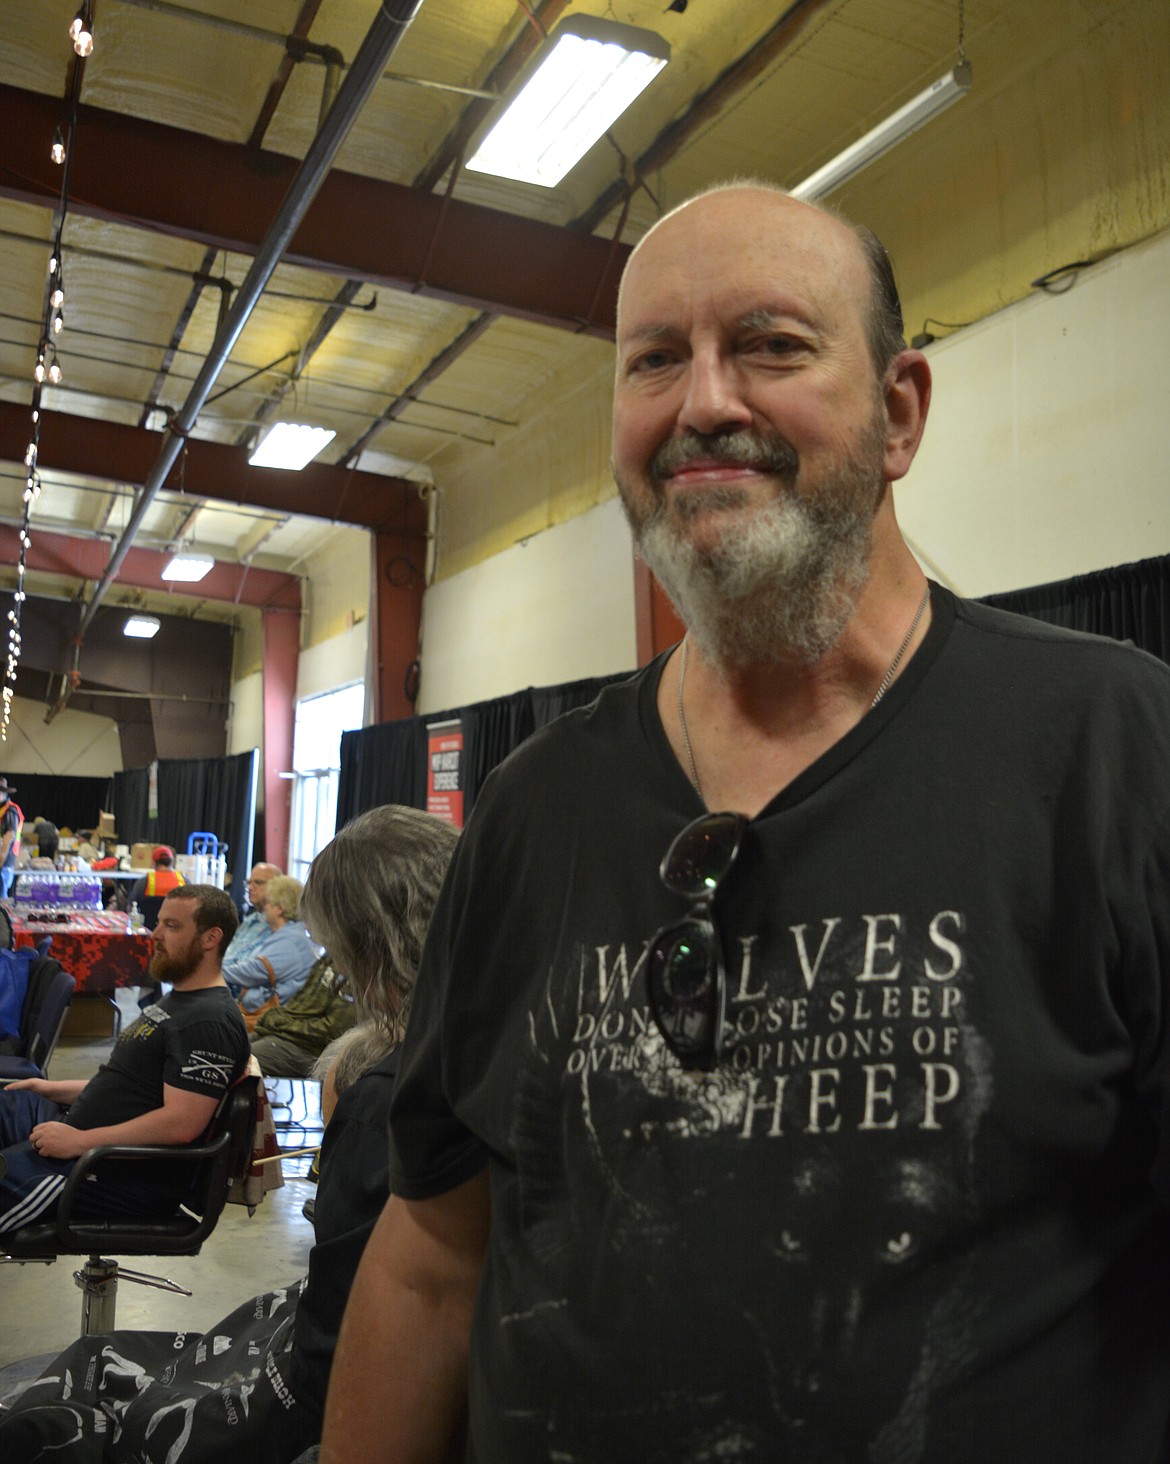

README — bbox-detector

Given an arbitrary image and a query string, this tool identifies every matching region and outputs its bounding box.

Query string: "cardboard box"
[64,995,118,1038]
[130,842,156,870]
[98,811,117,839]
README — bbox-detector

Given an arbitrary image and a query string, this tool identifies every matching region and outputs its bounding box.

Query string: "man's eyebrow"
[619,324,680,348]
[737,306,817,332]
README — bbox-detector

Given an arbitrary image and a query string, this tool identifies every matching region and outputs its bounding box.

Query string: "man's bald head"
[247,862,282,907]
[620,181,906,378]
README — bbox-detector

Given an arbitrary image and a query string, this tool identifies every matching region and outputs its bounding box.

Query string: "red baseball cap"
[152,845,174,863]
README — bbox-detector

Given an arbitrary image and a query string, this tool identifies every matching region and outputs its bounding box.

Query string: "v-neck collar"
[641,582,956,819]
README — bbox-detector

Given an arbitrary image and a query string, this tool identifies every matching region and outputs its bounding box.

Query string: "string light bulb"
[50,286,64,308]
[51,127,66,165]
[48,355,62,385]
[70,3,94,57]
[52,309,64,335]
[34,353,46,384]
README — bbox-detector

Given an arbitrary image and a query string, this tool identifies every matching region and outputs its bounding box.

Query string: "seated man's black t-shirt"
[67,985,248,1198]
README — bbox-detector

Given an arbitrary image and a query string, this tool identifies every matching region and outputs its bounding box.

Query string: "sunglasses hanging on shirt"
[645,810,748,1070]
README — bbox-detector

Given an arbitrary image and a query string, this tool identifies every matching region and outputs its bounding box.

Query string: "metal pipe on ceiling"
[48,0,426,720]
[81,0,424,628]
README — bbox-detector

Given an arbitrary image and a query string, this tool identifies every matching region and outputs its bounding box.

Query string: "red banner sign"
[426,720,464,828]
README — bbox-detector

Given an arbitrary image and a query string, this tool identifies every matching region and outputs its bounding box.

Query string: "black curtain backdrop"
[335,671,634,829]
[2,774,112,833]
[112,751,256,908]
[980,553,1170,662]
[463,689,535,810]
[112,769,150,849]
[337,718,429,828]
[334,554,1170,834]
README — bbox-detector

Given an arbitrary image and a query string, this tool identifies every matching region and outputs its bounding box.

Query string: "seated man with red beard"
[0,885,248,1235]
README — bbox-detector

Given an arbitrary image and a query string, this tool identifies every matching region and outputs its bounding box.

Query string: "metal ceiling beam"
[235,278,367,450]
[138,244,220,429]
[0,523,301,611]
[0,82,626,338]
[0,400,427,538]
[340,311,493,464]
[248,0,330,149]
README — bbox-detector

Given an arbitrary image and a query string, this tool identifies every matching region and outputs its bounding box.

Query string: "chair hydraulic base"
[73,1255,193,1335]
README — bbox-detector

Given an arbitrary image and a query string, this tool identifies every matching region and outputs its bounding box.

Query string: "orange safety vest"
[145,868,186,895]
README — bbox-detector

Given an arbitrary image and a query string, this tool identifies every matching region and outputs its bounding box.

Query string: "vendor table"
[8,908,153,993]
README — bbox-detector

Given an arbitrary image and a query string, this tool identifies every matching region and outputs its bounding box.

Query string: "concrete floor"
[0,990,319,1369]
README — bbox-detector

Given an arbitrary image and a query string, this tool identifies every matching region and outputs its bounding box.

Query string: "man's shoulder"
[162,984,246,1023]
[952,591,1170,688]
[482,662,657,790]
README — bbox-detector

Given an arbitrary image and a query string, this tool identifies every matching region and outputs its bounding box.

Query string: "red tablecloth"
[10,909,153,992]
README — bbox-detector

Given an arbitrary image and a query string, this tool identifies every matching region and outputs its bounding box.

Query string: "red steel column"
[633,556,685,665]
[372,530,426,723]
[262,608,300,869]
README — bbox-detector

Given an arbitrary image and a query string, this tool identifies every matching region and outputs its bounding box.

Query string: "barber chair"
[0,1075,260,1335]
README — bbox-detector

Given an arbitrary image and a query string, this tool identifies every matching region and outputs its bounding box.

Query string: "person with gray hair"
[230,861,284,963]
[223,873,317,1020]
[300,803,457,1045]
[0,805,459,1464]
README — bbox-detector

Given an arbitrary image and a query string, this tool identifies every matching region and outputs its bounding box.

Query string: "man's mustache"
[649,430,800,484]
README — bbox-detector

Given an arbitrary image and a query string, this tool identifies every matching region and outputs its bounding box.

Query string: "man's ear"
[202,925,223,951]
[882,349,932,484]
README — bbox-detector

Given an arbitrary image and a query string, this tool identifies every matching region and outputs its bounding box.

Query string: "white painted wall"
[897,226,1170,596]
[417,495,637,714]
[413,228,1169,710]
[227,670,263,758]
[1,695,122,775]
[297,621,368,702]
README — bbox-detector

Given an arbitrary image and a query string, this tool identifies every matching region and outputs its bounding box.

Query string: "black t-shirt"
[67,984,249,1131]
[389,586,1170,1464]
[288,1049,398,1424]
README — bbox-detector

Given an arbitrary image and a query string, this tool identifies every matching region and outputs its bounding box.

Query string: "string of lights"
[4,3,95,741]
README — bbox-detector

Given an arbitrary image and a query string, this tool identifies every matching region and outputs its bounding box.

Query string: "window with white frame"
[288,682,365,880]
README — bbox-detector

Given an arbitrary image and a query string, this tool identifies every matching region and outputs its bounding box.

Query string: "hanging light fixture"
[51,126,66,166]
[249,422,336,471]
[789,62,973,202]
[466,15,670,188]
[161,553,215,583]
[123,614,161,640]
[69,2,94,58]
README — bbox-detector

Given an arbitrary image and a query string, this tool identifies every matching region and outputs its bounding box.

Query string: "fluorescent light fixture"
[249,422,336,471]
[790,61,973,202]
[161,553,215,583]
[467,16,670,188]
[123,614,161,639]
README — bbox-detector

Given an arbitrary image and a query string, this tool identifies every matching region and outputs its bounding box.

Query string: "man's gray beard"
[629,428,885,669]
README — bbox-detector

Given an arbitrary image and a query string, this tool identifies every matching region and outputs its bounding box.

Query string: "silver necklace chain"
[868,582,931,709]
[677,633,702,796]
[677,583,931,801]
